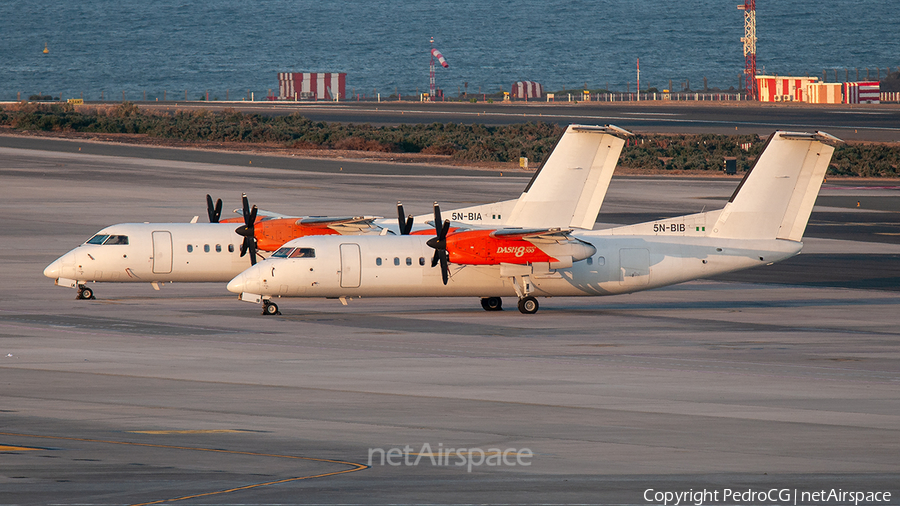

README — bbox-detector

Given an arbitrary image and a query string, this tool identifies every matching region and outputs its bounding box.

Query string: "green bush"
[0,104,897,176]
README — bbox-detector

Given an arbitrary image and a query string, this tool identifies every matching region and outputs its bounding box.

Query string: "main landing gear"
[479,295,539,314]
[517,296,539,314]
[262,299,281,316]
[480,297,503,311]
[508,273,539,314]
[76,284,94,300]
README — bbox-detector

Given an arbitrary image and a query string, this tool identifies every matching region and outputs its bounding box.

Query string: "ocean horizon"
[1,0,896,102]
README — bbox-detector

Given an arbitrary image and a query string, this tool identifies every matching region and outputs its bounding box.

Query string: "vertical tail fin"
[711,131,839,241]
[505,124,630,229]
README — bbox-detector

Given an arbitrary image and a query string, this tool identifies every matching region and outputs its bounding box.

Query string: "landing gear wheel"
[262,301,280,316]
[517,296,539,314]
[77,286,94,300]
[480,297,503,311]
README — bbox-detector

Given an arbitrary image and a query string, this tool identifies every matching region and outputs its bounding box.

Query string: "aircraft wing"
[489,227,572,243]
[297,216,381,234]
[232,208,296,220]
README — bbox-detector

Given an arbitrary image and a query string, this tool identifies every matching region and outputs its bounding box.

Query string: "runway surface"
[1,142,899,505]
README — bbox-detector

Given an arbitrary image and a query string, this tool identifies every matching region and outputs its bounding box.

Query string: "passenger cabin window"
[376,257,382,266]
[86,234,110,245]
[406,257,412,266]
[272,247,292,258]
[419,257,426,266]
[103,235,129,245]
[393,257,400,266]
[204,244,210,253]
[215,244,222,253]
[228,244,235,253]
[289,248,315,258]
[187,244,193,253]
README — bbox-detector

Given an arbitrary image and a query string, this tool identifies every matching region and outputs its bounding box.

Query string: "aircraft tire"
[480,297,503,311]
[517,296,539,314]
[263,302,279,315]
[78,287,94,300]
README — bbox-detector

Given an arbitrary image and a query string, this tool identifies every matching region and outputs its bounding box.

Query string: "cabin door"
[152,231,173,274]
[340,243,361,288]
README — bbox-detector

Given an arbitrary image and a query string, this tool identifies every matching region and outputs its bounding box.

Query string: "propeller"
[425,202,451,285]
[396,201,414,235]
[206,194,223,223]
[234,193,259,265]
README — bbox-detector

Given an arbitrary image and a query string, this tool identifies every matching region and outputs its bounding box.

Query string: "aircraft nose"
[43,258,62,279]
[226,273,245,294]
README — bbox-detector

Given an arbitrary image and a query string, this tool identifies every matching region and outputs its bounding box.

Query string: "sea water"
[0,0,895,101]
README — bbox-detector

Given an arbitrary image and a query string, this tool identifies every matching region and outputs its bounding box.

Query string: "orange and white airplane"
[43,125,631,300]
[226,131,839,315]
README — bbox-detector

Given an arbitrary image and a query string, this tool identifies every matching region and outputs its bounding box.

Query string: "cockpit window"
[272,247,293,258]
[104,235,129,245]
[86,234,109,245]
[289,248,315,258]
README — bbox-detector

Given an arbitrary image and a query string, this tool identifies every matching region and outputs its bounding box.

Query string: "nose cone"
[226,273,246,294]
[43,258,62,279]
[227,263,264,294]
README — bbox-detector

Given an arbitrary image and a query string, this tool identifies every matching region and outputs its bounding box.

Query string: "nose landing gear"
[76,284,95,300]
[262,300,281,315]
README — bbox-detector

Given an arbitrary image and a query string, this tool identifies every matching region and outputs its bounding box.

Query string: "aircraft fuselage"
[226,232,803,300]
[44,223,255,286]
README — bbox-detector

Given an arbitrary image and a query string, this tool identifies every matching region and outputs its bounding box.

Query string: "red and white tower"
[429,37,436,100]
[738,0,758,100]
[428,37,449,102]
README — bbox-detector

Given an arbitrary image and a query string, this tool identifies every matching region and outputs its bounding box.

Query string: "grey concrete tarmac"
[1,143,899,505]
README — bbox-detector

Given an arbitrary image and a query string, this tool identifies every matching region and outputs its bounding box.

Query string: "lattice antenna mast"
[738,0,758,100]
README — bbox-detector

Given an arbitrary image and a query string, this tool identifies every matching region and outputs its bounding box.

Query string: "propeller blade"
[439,252,449,285]
[206,194,222,223]
[426,202,451,282]
[433,202,443,238]
[236,194,259,265]
[431,249,440,268]
[241,193,251,221]
[397,202,407,234]
[247,238,258,265]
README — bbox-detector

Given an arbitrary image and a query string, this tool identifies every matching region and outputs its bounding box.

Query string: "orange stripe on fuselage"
[445,229,555,265]
[255,218,339,251]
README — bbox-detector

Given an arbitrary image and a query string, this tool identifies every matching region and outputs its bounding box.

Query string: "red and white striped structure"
[755,75,817,102]
[429,39,449,101]
[431,48,449,68]
[511,81,543,99]
[278,73,346,101]
[844,82,880,104]
[805,82,842,104]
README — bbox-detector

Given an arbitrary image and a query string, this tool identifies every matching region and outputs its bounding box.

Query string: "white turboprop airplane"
[226,131,839,315]
[43,125,631,299]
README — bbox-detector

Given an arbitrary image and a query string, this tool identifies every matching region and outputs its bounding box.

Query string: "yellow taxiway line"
[0,431,369,506]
